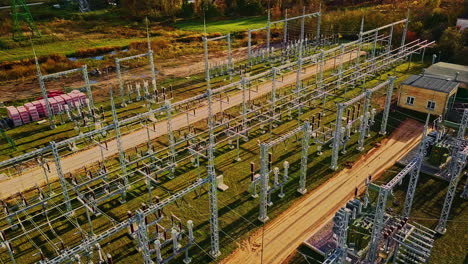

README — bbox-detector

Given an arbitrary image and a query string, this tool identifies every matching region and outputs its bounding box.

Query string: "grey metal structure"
[367,115,438,263]
[331,77,395,170]
[435,109,468,234]
[203,34,233,81]
[258,122,311,222]
[0,19,437,263]
[247,10,321,65]
[203,33,221,257]
[34,50,94,129]
[115,26,157,107]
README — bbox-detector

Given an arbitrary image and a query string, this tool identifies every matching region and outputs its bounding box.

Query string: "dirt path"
[0,47,249,101]
[0,51,360,199]
[221,119,424,264]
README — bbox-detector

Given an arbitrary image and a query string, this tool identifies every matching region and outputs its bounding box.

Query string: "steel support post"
[227,33,233,80]
[110,91,128,188]
[318,50,327,116]
[203,37,210,82]
[165,100,177,179]
[82,65,94,111]
[436,109,468,233]
[387,25,394,53]
[379,76,396,135]
[337,44,345,92]
[337,208,351,264]
[372,30,378,59]
[298,121,311,194]
[248,30,252,66]
[149,50,157,95]
[258,143,269,223]
[206,89,221,257]
[436,149,467,234]
[400,10,410,54]
[115,59,126,107]
[357,90,372,151]
[241,77,248,135]
[283,9,288,45]
[385,25,394,70]
[331,103,345,170]
[270,68,277,140]
[295,7,305,116]
[402,114,430,218]
[266,9,271,58]
[35,53,55,129]
[316,4,321,45]
[146,18,158,95]
[50,141,72,212]
[355,17,364,68]
[367,186,389,263]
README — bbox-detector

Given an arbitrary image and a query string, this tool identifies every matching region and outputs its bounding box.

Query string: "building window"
[406,96,415,105]
[427,100,436,110]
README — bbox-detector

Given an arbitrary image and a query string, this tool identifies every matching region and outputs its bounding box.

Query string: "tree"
[438,27,463,61]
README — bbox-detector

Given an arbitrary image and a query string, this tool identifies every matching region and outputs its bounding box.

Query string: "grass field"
[174,16,268,34]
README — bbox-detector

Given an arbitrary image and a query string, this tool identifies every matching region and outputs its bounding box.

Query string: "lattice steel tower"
[10,0,41,41]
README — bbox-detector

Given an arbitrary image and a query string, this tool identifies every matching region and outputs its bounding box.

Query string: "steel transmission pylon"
[10,0,41,41]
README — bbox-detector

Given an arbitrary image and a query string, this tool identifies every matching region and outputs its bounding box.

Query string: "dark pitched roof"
[401,74,459,93]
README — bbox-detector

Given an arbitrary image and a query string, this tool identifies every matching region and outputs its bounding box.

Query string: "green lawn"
[0,36,146,61]
[174,16,269,34]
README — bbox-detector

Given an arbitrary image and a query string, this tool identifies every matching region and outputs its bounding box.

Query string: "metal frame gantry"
[367,114,439,263]
[247,8,321,65]
[203,34,234,81]
[330,77,395,170]
[34,48,95,129]
[435,108,468,234]
[257,121,311,222]
[116,19,158,107]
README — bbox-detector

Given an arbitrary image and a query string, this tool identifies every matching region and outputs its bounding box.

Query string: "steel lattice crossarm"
[436,109,468,234]
[0,20,430,172]
[367,115,437,263]
[0,34,434,200]
[39,178,208,264]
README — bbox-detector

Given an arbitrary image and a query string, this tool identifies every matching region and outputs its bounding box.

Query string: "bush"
[73,46,120,58]
[129,37,171,51]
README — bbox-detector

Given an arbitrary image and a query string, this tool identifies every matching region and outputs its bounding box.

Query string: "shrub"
[73,46,120,58]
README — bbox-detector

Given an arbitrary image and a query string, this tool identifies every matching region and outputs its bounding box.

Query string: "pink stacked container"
[77,92,87,106]
[6,106,22,127]
[17,106,30,124]
[39,99,48,116]
[54,96,66,113]
[48,98,60,114]
[32,101,45,117]
[25,103,40,121]
[69,93,81,106]
[60,94,73,108]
